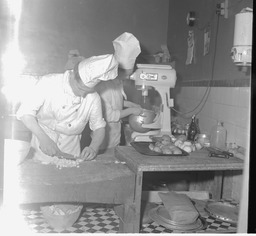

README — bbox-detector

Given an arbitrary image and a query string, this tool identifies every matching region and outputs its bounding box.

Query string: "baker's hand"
[80,146,97,161]
[39,136,61,157]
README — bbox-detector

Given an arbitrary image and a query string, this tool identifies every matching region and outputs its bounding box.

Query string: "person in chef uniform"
[16,54,118,225]
[16,54,118,162]
[95,32,142,151]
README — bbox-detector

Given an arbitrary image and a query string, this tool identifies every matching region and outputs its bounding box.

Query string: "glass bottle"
[187,115,198,141]
[184,123,190,137]
[196,118,201,134]
[210,121,227,150]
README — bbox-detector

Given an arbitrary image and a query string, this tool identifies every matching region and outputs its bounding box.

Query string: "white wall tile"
[200,101,215,118]
[211,103,222,121]
[175,86,250,148]
[230,87,240,106]
[213,87,223,104]
[235,126,250,150]
[234,107,250,129]
[224,122,236,144]
[216,104,230,123]
[238,87,250,108]
[222,105,237,125]
[196,87,209,101]
[198,116,216,134]
[207,87,217,103]
[218,88,231,105]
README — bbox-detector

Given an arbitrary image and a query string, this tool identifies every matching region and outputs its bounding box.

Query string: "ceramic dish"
[205,201,238,224]
[149,206,206,232]
[130,142,189,156]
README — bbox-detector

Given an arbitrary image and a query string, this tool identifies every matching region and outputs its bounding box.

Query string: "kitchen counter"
[115,146,244,233]
[115,146,243,172]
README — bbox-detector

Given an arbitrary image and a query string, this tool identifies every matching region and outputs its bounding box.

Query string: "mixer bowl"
[128,109,156,133]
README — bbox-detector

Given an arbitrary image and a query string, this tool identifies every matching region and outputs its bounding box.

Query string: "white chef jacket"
[16,71,106,161]
[95,79,126,150]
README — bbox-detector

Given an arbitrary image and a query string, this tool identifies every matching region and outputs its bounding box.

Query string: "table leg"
[114,172,143,233]
[114,203,136,233]
[222,170,243,200]
[133,171,143,232]
[212,171,224,200]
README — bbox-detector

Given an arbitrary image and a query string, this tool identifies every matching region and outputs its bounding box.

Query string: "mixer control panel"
[139,72,170,82]
[130,63,177,88]
[140,72,158,81]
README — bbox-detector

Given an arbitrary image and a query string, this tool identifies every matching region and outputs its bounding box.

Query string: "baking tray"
[205,201,238,224]
[130,142,189,156]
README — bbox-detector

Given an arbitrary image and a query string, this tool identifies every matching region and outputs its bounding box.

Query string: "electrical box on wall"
[231,8,253,67]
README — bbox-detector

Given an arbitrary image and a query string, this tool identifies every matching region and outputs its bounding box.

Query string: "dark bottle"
[196,118,201,134]
[187,115,198,141]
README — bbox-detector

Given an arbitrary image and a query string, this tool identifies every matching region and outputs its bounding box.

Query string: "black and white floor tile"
[20,200,238,234]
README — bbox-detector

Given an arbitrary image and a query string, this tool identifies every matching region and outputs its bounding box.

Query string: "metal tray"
[130,142,189,156]
[205,201,238,224]
[149,206,206,232]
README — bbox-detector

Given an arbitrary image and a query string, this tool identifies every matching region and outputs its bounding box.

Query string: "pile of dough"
[40,156,82,169]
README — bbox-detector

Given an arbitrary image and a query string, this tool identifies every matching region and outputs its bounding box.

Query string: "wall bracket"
[216,0,229,18]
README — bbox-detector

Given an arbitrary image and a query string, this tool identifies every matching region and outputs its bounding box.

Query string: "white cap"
[78,54,118,88]
[113,32,141,70]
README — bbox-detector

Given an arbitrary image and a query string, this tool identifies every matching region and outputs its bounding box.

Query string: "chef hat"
[113,32,141,70]
[78,54,118,88]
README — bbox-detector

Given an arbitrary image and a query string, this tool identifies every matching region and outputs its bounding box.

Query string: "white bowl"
[40,204,83,230]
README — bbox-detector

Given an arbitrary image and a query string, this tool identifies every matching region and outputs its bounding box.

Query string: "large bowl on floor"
[40,204,83,231]
[128,109,156,133]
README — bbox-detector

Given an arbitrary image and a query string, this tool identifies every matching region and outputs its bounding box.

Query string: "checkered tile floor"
[20,200,238,233]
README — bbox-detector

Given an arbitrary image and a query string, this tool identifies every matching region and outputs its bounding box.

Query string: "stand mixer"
[129,64,177,142]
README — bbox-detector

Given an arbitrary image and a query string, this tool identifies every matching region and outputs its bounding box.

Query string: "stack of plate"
[149,206,206,232]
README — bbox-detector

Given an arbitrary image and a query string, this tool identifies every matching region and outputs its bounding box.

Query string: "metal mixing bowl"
[128,109,156,133]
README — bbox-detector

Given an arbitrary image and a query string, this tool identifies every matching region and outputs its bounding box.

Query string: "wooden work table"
[115,146,244,233]
[16,146,244,233]
[17,148,136,233]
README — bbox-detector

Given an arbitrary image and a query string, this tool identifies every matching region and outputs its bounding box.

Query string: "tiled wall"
[172,80,250,158]
[172,79,250,201]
